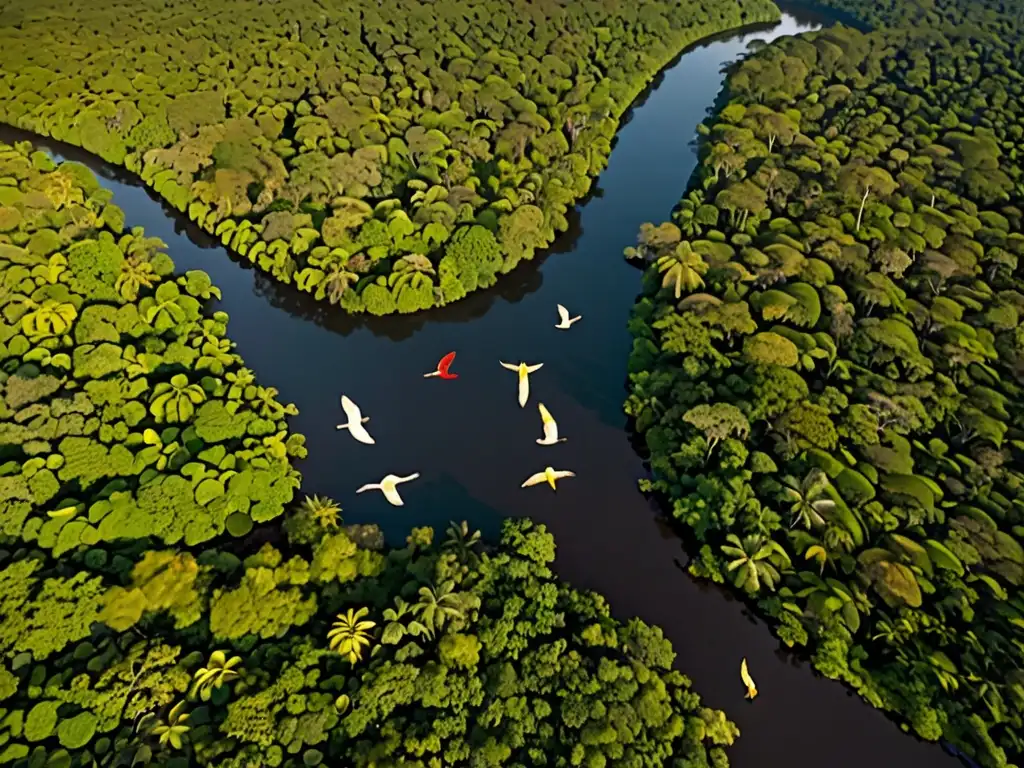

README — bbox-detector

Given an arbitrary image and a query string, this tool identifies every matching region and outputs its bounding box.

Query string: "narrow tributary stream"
[0,10,960,768]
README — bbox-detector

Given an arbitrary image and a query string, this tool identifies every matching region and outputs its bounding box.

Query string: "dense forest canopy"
[0,139,738,768]
[625,2,1024,766]
[0,0,780,316]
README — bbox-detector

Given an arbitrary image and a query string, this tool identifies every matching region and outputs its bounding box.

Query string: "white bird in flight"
[499,360,543,407]
[536,403,567,445]
[336,395,375,444]
[555,304,582,329]
[521,466,575,491]
[356,473,421,506]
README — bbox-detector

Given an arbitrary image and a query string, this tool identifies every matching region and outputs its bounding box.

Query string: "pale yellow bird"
[521,466,575,491]
[499,360,544,407]
[740,658,758,700]
[555,304,582,330]
[536,403,567,445]
[356,473,420,506]
[336,395,374,445]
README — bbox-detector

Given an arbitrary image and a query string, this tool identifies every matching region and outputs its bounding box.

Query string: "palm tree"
[443,521,481,566]
[146,701,190,750]
[388,254,436,292]
[300,494,342,530]
[721,534,790,593]
[381,596,433,644]
[116,257,159,301]
[412,581,465,634]
[324,263,359,304]
[328,607,376,664]
[779,469,836,529]
[21,299,77,339]
[655,242,706,299]
[191,651,243,701]
[149,374,207,423]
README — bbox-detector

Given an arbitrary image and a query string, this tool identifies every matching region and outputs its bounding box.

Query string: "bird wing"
[355,483,378,494]
[381,483,405,506]
[557,304,570,324]
[542,420,559,443]
[437,351,456,375]
[499,360,519,371]
[396,472,421,483]
[380,487,403,512]
[538,402,554,425]
[525,362,544,373]
[349,422,375,444]
[551,470,575,480]
[518,370,530,407]
[740,658,756,689]
[340,395,362,423]
[522,471,548,488]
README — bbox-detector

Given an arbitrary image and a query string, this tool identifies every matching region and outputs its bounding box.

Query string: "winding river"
[1,9,961,768]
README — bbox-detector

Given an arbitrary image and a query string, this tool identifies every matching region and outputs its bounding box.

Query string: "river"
[0,9,960,768]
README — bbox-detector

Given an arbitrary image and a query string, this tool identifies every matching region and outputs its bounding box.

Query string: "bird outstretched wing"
[521,471,547,488]
[437,351,456,376]
[340,395,362,423]
[557,304,570,324]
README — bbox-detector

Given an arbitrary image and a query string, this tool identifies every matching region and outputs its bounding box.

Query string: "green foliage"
[626,12,1024,766]
[0,0,779,315]
[0,141,304,552]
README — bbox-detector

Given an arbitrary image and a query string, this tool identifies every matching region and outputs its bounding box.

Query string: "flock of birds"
[334,301,763,701]
[335,304,583,506]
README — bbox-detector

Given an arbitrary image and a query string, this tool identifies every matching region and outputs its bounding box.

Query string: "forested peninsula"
[0,139,739,767]
[0,0,780,317]
[625,0,1024,765]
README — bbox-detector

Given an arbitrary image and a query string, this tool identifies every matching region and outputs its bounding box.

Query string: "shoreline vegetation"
[625,0,1024,764]
[0,0,781,318]
[0,139,739,767]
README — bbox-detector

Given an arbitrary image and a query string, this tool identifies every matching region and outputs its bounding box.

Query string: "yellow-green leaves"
[150,374,207,422]
[21,299,77,339]
[327,607,376,664]
[191,650,243,701]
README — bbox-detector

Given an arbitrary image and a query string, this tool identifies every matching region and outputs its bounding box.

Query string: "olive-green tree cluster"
[625,19,1024,768]
[0,139,738,768]
[1,507,740,767]
[0,139,306,554]
[0,0,779,317]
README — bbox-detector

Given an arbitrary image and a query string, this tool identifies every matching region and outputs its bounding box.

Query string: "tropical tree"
[21,299,77,339]
[150,374,207,422]
[301,494,341,529]
[324,263,360,304]
[721,534,790,593]
[328,607,376,664]
[779,468,836,529]
[116,257,159,301]
[443,520,482,566]
[656,242,706,299]
[146,701,190,750]
[412,581,465,633]
[381,596,433,644]
[191,651,243,701]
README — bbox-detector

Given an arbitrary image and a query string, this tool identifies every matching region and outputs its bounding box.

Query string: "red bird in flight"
[423,351,459,379]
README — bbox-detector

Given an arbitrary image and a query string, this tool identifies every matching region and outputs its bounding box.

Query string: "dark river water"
[0,9,959,768]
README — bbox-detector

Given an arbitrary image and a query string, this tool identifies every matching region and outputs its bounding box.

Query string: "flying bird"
[555,304,582,329]
[356,473,421,506]
[499,360,544,407]
[536,403,566,445]
[521,466,575,491]
[423,351,459,379]
[336,395,375,444]
[740,658,758,700]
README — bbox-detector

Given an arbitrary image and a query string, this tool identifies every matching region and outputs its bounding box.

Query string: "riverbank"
[0,9,960,766]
